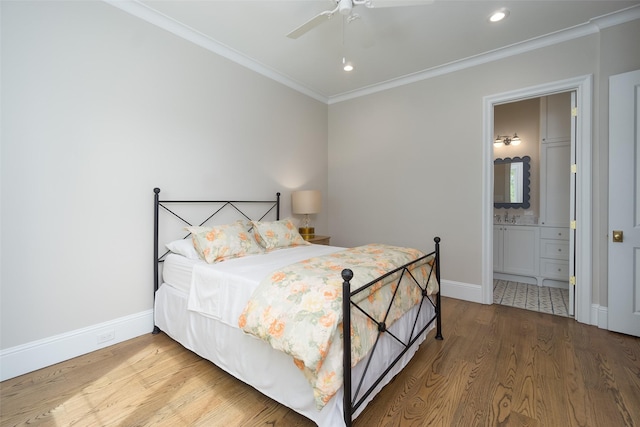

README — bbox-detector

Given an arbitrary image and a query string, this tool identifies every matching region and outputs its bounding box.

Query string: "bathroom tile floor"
[493,279,571,317]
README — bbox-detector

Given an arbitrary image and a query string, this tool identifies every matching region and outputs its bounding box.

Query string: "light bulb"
[342,57,354,72]
[489,9,509,23]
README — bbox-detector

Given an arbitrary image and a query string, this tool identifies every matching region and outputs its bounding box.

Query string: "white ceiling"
[111,0,640,103]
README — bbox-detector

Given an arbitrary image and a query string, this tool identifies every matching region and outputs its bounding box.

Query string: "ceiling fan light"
[339,0,353,15]
[342,57,354,72]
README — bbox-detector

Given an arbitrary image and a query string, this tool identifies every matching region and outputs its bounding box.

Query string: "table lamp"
[292,190,321,240]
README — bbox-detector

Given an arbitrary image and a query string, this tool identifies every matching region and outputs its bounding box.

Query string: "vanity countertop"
[494,218,538,226]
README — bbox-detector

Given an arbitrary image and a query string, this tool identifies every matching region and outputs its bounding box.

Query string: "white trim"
[102,0,329,104]
[329,22,596,104]
[591,4,640,30]
[592,304,609,329]
[102,1,637,104]
[493,272,538,286]
[441,279,483,304]
[482,75,593,325]
[0,310,154,381]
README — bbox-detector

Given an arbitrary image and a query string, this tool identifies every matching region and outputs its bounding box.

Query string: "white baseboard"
[591,304,608,329]
[493,272,537,285]
[0,310,154,382]
[442,279,609,327]
[441,279,484,304]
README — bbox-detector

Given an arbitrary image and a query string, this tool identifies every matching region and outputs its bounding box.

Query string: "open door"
[608,69,640,337]
[569,91,577,316]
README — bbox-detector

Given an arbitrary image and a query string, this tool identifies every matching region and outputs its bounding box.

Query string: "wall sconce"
[494,133,521,147]
[292,190,321,240]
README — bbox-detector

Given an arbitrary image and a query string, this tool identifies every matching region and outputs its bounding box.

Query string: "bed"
[153,188,442,426]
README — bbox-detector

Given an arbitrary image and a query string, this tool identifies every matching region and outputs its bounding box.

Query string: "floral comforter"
[238,243,438,408]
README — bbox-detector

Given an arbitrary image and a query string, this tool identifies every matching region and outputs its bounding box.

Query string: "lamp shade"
[292,190,321,214]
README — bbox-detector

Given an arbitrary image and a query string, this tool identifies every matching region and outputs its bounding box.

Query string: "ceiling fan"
[286,0,433,39]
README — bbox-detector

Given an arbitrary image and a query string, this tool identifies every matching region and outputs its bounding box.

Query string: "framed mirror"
[494,156,531,209]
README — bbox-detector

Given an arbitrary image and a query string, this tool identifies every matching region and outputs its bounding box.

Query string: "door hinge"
[571,107,578,117]
[571,164,577,174]
[570,220,577,229]
[570,276,576,286]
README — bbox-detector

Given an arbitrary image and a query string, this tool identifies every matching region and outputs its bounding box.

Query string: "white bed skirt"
[155,282,435,426]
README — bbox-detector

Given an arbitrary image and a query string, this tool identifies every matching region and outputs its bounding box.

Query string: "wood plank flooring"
[2,297,639,426]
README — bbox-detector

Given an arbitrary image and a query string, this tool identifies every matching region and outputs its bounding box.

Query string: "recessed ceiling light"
[489,9,510,23]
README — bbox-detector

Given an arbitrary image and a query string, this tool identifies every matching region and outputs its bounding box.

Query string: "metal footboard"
[341,237,442,426]
[153,188,442,425]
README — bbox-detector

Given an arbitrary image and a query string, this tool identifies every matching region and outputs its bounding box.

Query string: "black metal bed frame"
[152,188,281,333]
[341,237,442,426]
[153,188,442,426]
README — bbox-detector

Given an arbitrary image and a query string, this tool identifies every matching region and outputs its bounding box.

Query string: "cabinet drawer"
[540,259,570,280]
[540,227,570,240]
[540,240,570,260]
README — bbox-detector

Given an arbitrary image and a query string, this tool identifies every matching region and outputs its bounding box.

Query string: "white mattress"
[162,245,342,293]
[186,245,344,327]
[162,252,205,293]
[156,245,436,426]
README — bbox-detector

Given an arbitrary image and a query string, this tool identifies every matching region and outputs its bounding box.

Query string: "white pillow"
[165,238,201,260]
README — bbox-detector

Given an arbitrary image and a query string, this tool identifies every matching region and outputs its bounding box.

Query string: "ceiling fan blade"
[365,0,433,7]
[287,9,336,39]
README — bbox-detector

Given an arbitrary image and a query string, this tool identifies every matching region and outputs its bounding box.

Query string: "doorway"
[482,75,593,325]
[492,94,572,317]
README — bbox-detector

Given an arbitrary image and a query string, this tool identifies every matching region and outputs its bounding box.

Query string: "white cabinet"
[494,225,539,277]
[538,227,570,282]
[539,93,571,228]
[494,226,504,272]
[540,93,571,144]
[494,225,570,285]
[539,142,571,226]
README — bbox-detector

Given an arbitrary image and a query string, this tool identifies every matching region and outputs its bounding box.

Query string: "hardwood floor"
[2,297,639,426]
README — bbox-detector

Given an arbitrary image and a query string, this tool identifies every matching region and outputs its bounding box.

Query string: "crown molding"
[590,3,640,30]
[103,0,329,104]
[104,1,639,105]
[329,5,640,104]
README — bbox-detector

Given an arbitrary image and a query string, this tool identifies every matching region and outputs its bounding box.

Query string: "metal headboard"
[153,187,281,298]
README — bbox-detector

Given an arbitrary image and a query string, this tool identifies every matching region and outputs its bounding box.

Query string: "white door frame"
[482,75,593,325]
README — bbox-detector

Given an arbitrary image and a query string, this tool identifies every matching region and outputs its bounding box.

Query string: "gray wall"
[328,20,640,307]
[1,1,328,350]
[1,0,639,365]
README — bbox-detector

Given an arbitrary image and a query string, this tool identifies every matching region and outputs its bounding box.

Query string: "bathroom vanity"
[493,93,571,288]
[494,222,569,286]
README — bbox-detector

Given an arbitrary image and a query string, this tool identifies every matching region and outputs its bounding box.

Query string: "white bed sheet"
[156,245,436,426]
[186,245,344,327]
[162,253,205,293]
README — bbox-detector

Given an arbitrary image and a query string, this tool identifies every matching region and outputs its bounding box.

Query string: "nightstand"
[307,235,330,245]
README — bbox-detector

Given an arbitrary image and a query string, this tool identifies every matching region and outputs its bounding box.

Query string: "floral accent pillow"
[186,221,263,263]
[250,218,310,251]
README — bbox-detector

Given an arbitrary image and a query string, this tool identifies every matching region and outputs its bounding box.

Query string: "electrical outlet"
[97,330,115,344]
